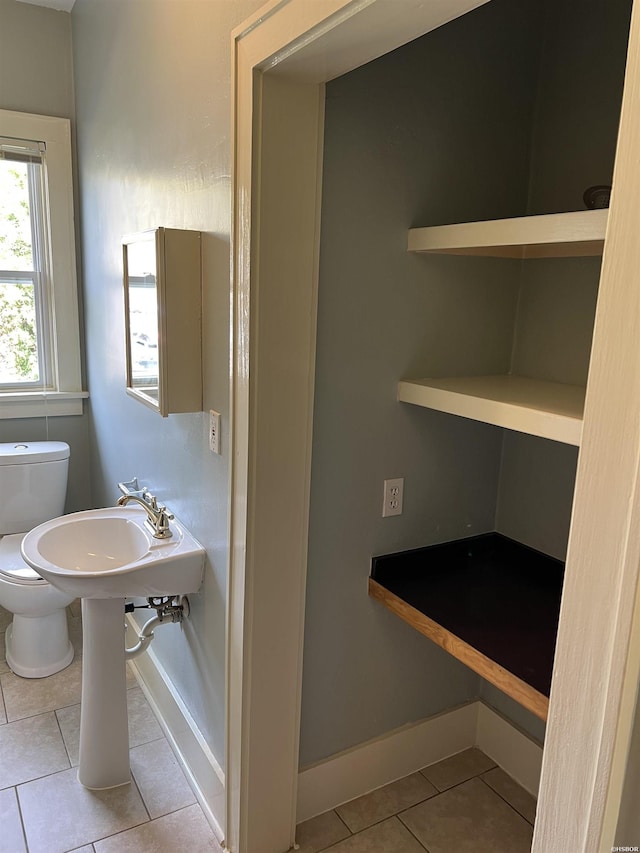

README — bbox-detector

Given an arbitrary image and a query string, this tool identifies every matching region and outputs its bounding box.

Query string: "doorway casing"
[227,1,640,851]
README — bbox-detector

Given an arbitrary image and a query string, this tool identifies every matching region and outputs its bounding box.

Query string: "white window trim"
[0,109,86,418]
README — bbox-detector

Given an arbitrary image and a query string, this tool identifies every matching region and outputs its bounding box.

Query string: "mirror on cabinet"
[123,228,202,417]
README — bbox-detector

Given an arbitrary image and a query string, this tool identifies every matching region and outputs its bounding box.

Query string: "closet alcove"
[361,0,631,727]
[303,0,633,780]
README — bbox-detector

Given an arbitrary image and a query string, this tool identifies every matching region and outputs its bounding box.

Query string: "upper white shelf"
[398,375,585,446]
[408,209,608,258]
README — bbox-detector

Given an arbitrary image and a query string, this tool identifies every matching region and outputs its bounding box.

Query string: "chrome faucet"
[117,493,174,539]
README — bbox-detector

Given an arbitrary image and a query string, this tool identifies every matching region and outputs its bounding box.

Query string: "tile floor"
[0,602,221,853]
[1,601,536,853]
[296,747,536,853]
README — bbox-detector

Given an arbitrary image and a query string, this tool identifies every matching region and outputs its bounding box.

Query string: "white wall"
[71,0,265,768]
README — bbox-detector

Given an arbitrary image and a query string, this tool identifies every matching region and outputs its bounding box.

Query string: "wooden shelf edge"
[398,376,584,447]
[368,577,549,721]
[408,209,608,258]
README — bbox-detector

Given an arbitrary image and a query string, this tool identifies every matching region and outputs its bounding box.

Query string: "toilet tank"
[0,442,70,535]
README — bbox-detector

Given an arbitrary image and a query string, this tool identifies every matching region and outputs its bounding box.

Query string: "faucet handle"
[144,492,158,510]
[155,506,174,538]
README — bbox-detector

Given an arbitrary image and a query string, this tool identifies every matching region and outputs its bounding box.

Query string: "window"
[0,110,86,417]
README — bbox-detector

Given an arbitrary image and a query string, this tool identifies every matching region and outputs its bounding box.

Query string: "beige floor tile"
[1,656,82,722]
[481,767,537,824]
[55,703,81,765]
[69,599,82,619]
[18,766,149,853]
[421,747,496,791]
[0,787,27,853]
[67,613,83,657]
[0,607,11,634]
[127,686,164,744]
[0,712,69,788]
[295,810,351,852]
[337,772,437,833]
[93,804,221,853]
[57,686,163,767]
[126,662,137,687]
[0,631,9,675]
[325,816,426,852]
[0,684,6,725]
[400,777,533,853]
[130,737,196,819]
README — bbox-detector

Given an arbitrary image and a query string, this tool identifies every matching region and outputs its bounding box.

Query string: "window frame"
[0,109,86,418]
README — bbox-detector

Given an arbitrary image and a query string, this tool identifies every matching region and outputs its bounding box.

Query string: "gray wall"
[71,0,265,766]
[0,0,73,118]
[0,0,91,514]
[7,0,629,781]
[526,0,632,216]
[495,0,631,559]
[300,0,545,767]
[302,0,631,765]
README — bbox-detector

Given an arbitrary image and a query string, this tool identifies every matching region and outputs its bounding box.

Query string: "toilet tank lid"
[0,441,70,465]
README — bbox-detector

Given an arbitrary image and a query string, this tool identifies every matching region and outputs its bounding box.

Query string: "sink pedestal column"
[78,597,130,789]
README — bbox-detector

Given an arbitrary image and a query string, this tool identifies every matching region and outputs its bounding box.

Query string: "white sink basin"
[21,504,205,791]
[21,506,204,598]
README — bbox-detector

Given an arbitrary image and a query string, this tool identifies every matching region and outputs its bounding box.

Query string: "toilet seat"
[0,533,46,585]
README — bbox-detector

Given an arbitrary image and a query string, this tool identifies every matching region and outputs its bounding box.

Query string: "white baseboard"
[126,616,226,842]
[475,701,543,796]
[296,699,543,822]
[296,702,478,822]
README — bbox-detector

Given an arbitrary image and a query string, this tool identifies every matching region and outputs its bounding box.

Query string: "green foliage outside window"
[0,160,39,382]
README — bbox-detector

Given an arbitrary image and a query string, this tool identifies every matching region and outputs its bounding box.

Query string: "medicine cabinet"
[123,227,202,417]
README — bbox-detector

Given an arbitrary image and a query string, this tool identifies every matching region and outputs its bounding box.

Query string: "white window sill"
[0,391,89,419]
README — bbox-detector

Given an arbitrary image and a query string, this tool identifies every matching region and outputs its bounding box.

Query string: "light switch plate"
[209,410,221,454]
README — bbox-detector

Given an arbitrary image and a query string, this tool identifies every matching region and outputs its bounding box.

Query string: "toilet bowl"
[0,534,75,677]
[0,441,74,678]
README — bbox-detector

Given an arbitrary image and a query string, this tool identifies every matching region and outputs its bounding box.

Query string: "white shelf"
[408,209,608,258]
[398,375,585,445]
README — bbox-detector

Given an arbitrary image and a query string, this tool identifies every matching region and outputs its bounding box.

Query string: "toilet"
[0,441,75,678]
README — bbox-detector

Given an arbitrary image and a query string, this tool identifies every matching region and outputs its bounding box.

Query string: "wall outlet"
[209,410,221,454]
[382,477,404,517]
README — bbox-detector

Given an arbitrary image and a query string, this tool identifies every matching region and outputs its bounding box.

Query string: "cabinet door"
[123,228,202,417]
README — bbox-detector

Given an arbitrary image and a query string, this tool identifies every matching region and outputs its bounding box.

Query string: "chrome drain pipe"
[125,596,187,660]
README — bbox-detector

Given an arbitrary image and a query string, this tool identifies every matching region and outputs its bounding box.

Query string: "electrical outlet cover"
[383,477,404,517]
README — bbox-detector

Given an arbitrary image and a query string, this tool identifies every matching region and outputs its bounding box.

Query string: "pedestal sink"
[21,506,204,789]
